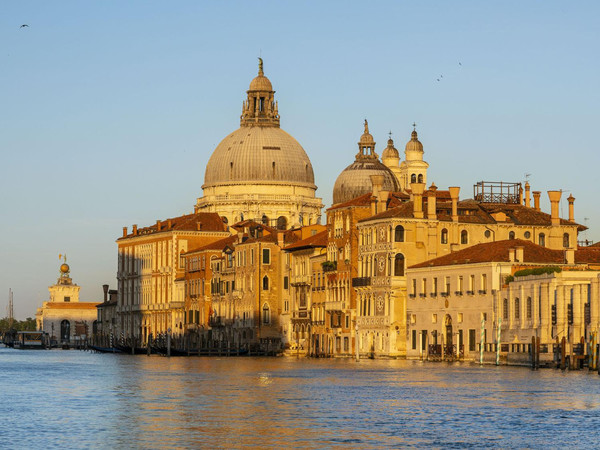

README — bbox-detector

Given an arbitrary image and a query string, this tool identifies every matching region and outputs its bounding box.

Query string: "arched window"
[539,233,546,247]
[509,231,515,240]
[441,228,448,244]
[262,214,269,225]
[526,297,532,319]
[262,276,269,291]
[277,216,287,230]
[394,225,404,242]
[411,174,417,184]
[262,303,270,324]
[60,320,70,342]
[514,298,520,319]
[394,254,405,276]
[460,230,468,245]
[417,174,423,183]
[563,233,570,248]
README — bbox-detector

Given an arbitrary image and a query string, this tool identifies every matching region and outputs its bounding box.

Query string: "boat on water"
[89,345,123,354]
[13,331,48,349]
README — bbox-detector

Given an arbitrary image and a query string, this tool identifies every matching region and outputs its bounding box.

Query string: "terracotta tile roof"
[360,198,585,229]
[409,239,566,268]
[284,230,328,251]
[183,235,237,254]
[327,193,373,211]
[120,212,228,239]
[230,220,277,234]
[574,249,600,264]
[45,302,100,309]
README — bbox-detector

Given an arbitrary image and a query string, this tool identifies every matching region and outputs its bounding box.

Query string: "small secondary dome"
[405,129,424,153]
[333,120,400,204]
[382,137,399,159]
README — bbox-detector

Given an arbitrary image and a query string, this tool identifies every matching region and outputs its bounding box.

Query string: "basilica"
[108,60,600,362]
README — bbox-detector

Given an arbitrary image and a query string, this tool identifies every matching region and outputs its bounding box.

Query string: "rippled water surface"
[1,347,600,448]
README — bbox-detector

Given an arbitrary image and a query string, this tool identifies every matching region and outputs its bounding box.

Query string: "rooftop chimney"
[524,182,531,208]
[518,185,523,205]
[508,248,516,262]
[122,226,127,237]
[515,246,524,262]
[565,248,575,264]
[533,191,541,211]
[277,231,284,248]
[427,183,438,220]
[197,222,203,231]
[168,219,173,230]
[156,219,161,231]
[102,284,109,302]
[411,182,425,219]
[547,191,562,226]
[370,175,384,215]
[567,194,575,222]
[449,186,460,222]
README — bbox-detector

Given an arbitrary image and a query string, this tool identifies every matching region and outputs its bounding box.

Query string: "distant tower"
[49,254,81,302]
[399,124,429,191]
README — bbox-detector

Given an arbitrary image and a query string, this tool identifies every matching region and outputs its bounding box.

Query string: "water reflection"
[2,348,600,448]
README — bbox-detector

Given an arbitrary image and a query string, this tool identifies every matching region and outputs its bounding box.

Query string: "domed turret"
[333,121,400,205]
[399,124,429,191]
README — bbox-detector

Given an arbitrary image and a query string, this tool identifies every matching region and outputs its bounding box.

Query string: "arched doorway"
[60,320,71,342]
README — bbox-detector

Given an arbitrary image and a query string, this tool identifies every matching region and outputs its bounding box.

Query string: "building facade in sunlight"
[36,258,99,345]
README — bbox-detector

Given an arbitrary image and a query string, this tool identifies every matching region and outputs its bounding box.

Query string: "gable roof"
[119,212,228,239]
[284,230,328,251]
[409,239,566,269]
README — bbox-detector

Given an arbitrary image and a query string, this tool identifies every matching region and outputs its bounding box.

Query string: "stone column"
[591,276,600,334]
[556,285,566,341]
[573,284,583,342]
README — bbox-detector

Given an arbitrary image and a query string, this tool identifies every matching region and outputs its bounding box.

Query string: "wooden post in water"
[536,336,540,369]
[531,336,536,370]
[593,332,598,371]
[167,328,171,357]
[560,336,566,370]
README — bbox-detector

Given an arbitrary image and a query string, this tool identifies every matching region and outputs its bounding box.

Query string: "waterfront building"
[493,246,600,364]
[179,234,237,348]
[35,258,99,345]
[95,284,118,344]
[195,59,323,228]
[354,183,584,358]
[283,229,328,355]
[116,212,229,344]
[405,239,576,361]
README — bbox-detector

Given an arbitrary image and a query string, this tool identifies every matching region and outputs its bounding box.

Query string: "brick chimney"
[565,248,575,264]
[567,194,575,222]
[411,182,425,219]
[156,219,161,231]
[508,248,516,262]
[515,246,524,262]
[547,191,562,226]
[533,191,541,211]
[524,182,531,208]
[102,284,109,302]
[449,187,460,222]
[122,226,127,237]
[168,219,173,230]
[427,183,438,220]
[370,175,384,215]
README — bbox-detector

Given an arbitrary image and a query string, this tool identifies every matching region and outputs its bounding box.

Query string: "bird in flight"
[20,24,29,28]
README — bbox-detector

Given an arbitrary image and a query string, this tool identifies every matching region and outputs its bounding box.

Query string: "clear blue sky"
[1,1,598,319]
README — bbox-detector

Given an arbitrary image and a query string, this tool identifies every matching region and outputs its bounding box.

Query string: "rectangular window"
[433,278,438,295]
[262,248,270,264]
[345,314,349,329]
[251,249,254,265]
[458,329,463,349]
[421,330,428,351]
[458,313,463,323]
[432,313,437,324]
[64,296,71,302]
[284,276,289,290]
[458,276,463,293]
[469,275,474,292]
[445,277,451,295]
[412,330,417,350]
[469,329,476,352]
[481,274,487,293]
[421,278,427,296]
[412,278,417,296]
[344,337,349,352]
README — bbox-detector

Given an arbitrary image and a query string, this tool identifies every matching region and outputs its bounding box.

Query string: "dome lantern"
[241,58,280,128]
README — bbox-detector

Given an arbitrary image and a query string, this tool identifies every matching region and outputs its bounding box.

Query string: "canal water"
[1,347,599,449]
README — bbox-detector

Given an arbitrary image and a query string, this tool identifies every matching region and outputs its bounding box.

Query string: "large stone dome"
[333,120,399,204]
[203,126,316,188]
[196,60,323,228]
[333,159,399,204]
